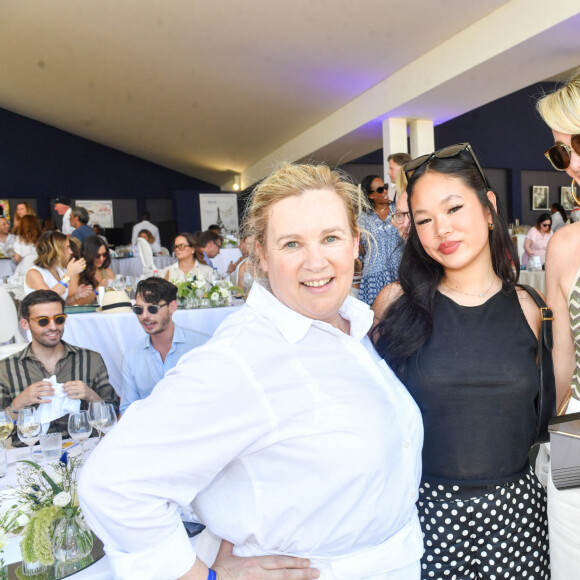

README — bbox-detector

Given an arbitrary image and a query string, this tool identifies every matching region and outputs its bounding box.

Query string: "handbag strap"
[517,284,556,445]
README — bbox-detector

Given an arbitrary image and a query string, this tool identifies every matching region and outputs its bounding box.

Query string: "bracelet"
[207,569,217,580]
[58,281,69,288]
[8,405,19,415]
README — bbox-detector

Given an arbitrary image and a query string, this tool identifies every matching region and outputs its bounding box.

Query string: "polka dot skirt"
[418,468,549,579]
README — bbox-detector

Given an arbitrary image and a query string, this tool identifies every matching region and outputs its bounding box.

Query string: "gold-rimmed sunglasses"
[543,136,580,206]
[403,143,491,190]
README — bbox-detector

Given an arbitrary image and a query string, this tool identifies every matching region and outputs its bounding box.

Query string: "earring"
[488,222,494,231]
[571,178,580,207]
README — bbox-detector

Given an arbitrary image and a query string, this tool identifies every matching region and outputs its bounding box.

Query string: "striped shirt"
[0,341,119,444]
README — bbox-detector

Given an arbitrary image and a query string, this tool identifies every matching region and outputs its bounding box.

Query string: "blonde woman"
[10,201,36,234]
[25,231,93,305]
[80,163,423,580]
[537,71,580,580]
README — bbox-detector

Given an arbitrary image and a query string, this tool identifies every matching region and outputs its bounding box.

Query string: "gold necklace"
[442,276,497,298]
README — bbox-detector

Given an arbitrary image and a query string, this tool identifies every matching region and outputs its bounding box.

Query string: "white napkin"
[38,375,81,433]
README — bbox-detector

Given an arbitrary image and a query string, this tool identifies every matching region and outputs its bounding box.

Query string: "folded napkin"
[38,375,80,433]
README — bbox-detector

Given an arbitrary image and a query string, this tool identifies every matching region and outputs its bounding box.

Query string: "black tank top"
[404,289,539,485]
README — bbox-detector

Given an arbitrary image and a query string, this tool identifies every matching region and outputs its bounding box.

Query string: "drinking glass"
[113,275,126,292]
[99,404,118,435]
[17,407,41,461]
[0,410,14,477]
[88,402,106,443]
[68,411,92,459]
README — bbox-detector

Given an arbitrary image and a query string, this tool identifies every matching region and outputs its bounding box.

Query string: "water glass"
[40,432,62,463]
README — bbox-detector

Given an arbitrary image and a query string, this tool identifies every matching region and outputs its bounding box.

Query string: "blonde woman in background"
[10,201,36,234]
[537,71,580,579]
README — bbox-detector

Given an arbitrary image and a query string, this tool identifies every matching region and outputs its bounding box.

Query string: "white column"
[382,118,408,180]
[409,120,434,158]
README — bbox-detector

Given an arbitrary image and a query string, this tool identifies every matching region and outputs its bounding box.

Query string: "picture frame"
[532,185,549,211]
[561,186,575,211]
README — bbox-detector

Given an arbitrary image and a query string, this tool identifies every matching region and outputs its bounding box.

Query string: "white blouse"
[79,283,423,580]
[160,260,214,282]
[24,266,68,299]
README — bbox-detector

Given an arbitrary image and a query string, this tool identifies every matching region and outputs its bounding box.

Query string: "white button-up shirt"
[79,283,423,580]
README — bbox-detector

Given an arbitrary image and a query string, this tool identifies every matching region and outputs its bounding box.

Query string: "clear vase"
[19,558,46,576]
[52,515,94,563]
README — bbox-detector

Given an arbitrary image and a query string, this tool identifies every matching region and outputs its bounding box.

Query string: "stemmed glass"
[0,411,14,476]
[68,411,92,460]
[17,407,41,461]
[88,402,106,442]
[99,405,118,435]
[113,275,126,292]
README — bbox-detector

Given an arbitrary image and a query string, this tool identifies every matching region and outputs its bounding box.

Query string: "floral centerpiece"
[0,452,93,572]
[173,275,242,308]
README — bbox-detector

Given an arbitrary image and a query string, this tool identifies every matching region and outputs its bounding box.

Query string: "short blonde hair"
[243,163,367,270]
[537,71,580,134]
[34,231,69,269]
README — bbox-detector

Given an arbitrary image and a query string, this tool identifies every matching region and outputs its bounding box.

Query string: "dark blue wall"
[0,107,220,232]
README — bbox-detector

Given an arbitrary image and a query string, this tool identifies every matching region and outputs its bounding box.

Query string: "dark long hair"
[80,236,111,287]
[372,149,518,379]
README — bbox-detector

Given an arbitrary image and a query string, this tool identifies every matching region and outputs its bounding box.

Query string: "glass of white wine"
[99,404,118,435]
[17,407,41,461]
[68,410,92,460]
[0,410,14,477]
[88,401,106,443]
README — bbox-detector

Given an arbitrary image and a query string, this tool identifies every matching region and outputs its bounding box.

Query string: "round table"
[518,270,546,295]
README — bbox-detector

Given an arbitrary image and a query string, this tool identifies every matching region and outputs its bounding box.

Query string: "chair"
[0,287,27,360]
[137,237,155,278]
[159,247,170,256]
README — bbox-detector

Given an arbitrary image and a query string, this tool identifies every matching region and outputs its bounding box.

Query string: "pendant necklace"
[442,276,497,298]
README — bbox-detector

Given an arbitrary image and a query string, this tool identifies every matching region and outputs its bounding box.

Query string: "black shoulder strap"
[517,284,556,445]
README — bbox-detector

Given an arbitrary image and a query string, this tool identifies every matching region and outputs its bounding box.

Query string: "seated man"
[0,290,119,443]
[121,277,208,414]
[196,230,221,268]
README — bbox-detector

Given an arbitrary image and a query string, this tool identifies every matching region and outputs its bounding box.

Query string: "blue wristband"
[58,280,68,288]
[207,569,217,580]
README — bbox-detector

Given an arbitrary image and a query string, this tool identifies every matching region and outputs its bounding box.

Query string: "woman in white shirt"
[25,231,93,305]
[79,163,424,580]
[162,232,214,282]
[13,215,43,276]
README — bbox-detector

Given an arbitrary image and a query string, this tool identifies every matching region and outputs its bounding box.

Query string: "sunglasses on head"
[173,243,192,250]
[543,135,580,171]
[28,314,67,327]
[132,302,169,315]
[403,143,491,190]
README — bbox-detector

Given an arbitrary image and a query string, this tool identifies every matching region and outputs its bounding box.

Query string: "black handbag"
[517,284,556,446]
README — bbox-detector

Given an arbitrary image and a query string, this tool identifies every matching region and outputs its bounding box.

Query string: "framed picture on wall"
[561,186,575,211]
[532,186,549,211]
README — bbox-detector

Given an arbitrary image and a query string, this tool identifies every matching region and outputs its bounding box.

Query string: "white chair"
[137,237,155,278]
[159,247,170,256]
[0,287,27,360]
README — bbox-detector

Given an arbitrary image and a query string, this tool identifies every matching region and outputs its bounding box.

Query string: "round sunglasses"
[132,302,169,315]
[27,314,68,327]
[543,135,580,171]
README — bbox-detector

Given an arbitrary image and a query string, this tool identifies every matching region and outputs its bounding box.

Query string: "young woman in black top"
[372,144,549,579]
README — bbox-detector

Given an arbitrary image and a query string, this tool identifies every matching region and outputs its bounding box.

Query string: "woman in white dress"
[537,71,580,579]
[25,230,93,305]
[79,163,424,580]
[13,215,43,276]
[162,232,214,282]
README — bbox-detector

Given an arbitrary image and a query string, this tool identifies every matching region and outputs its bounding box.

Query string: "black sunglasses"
[403,143,491,190]
[543,135,580,171]
[132,303,169,315]
[28,314,67,327]
[370,186,388,194]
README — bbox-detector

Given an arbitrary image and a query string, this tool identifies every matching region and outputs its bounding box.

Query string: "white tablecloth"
[212,248,242,275]
[62,303,243,394]
[0,258,16,279]
[110,256,174,278]
[518,270,546,294]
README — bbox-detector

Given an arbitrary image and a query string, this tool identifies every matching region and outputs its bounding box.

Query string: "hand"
[226,261,237,274]
[13,380,54,410]
[66,257,86,276]
[213,541,319,580]
[75,284,94,300]
[62,380,98,402]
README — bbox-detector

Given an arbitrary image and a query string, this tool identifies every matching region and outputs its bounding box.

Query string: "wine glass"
[0,411,14,446]
[113,275,126,292]
[88,402,106,443]
[17,407,41,461]
[99,405,118,435]
[68,411,92,460]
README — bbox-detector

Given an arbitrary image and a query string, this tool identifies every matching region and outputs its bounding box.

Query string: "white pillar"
[409,120,434,158]
[382,118,408,181]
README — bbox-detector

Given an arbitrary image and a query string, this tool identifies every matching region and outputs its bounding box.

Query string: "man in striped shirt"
[0,290,118,443]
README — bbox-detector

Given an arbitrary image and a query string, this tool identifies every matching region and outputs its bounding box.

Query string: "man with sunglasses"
[0,290,118,442]
[120,277,208,414]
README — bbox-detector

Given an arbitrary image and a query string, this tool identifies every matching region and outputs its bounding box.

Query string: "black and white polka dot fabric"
[417,469,549,579]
